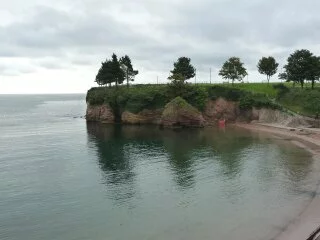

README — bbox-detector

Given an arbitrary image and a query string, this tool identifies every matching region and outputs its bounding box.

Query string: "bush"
[239,94,254,110]
[207,85,246,101]
[239,93,281,110]
[86,87,107,105]
[273,83,290,99]
[124,88,167,113]
[86,84,283,114]
[182,85,208,111]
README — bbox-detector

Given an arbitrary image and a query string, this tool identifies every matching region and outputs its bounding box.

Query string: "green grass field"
[219,83,278,98]
[199,82,320,98]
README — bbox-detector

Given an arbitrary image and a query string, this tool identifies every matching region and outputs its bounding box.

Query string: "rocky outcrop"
[252,108,318,128]
[85,98,320,129]
[160,97,205,128]
[204,98,240,124]
[86,104,115,123]
[121,109,163,124]
[252,108,289,123]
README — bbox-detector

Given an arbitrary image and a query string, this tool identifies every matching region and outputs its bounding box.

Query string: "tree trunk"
[126,69,129,88]
[312,80,315,90]
[232,79,234,86]
[300,80,304,89]
[267,75,270,84]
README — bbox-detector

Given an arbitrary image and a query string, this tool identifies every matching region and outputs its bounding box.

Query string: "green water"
[0,94,319,240]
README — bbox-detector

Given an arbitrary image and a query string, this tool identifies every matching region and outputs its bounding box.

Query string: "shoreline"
[235,123,320,240]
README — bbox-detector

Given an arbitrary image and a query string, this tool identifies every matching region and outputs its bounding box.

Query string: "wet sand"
[236,123,320,240]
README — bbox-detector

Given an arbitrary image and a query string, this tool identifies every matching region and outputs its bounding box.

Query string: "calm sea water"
[0,94,319,240]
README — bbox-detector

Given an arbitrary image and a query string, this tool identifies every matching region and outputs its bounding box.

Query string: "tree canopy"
[168,57,195,82]
[120,55,139,88]
[95,59,114,86]
[219,57,248,85]
[96,53,136,87]
[283,49,320,89]
[257,56,279,83]
[110,53,125,86]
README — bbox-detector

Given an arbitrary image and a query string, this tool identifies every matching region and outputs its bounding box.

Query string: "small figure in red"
[219,118,226,128]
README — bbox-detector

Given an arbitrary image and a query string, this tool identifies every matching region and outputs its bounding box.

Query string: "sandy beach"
[236,123,320,240]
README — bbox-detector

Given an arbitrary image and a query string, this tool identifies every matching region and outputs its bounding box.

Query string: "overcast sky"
[0,0,320,93]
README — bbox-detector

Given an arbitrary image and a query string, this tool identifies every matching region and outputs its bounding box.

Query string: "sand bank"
[236,123,320,240]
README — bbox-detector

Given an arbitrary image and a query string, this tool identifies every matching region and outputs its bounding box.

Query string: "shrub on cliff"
[239,93,281,110]
[124,87,168,113]
[182,85,208,111]
[273,83,289,99]
[87,85,168,113]
[278,88,320,116]
[87,84,284,114]
[86,87,106,105]
[207,85,246,101]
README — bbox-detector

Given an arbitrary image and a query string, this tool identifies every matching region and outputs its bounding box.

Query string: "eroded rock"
[160,97,205,128]
[203,98,240,123]
[121,109,163,125]
[86,104,115,123]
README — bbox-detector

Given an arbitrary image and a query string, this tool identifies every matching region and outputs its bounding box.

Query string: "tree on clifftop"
[95,59,113,86]
[111,53,125,87]
[307,56,320,89]
[95,53,125,87]
[120,55,139,88]
[219,57,248,85]
[257,56,279,84]
[168,57,195,83]
[283,49,320,89]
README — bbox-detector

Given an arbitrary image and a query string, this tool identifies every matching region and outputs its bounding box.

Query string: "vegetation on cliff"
[86,84,280,114]
[273,84,320,116]
[161,97,205,127]
[88,49,320,121]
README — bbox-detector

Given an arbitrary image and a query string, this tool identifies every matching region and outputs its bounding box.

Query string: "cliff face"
[85,98,248,126]
[204,98,240,124]
[86,104,115,123]
[86,98,317,128]
[160,97,205,128]
[121,109,163,125]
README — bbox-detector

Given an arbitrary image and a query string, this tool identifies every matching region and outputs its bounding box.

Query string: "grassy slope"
[86,83,281,114]
[217,82,320,117]
[198,82,320,117]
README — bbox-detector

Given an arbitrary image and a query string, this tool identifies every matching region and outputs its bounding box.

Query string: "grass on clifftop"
[86,82,304,115]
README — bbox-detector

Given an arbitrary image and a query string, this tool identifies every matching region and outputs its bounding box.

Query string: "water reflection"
[161,130,204,190]
[86,123,314,207]
[86,123,137,204]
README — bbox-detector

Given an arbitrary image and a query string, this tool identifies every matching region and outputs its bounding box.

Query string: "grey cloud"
[1,0,320,78]
[0,63,35,76]
[37,59,67,69]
